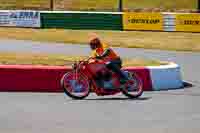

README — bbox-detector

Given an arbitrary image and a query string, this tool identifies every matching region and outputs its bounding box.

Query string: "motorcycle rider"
[89,33,128,86]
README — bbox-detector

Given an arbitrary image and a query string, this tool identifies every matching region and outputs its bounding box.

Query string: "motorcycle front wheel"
[61,71,90,100]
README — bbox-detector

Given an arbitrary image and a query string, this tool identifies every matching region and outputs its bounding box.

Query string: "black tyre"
[121,72,143,99]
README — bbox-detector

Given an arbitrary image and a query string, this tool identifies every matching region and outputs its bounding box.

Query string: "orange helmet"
[88,33,102,50]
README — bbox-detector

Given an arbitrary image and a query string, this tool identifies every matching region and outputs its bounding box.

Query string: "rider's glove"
[96,56,102,59]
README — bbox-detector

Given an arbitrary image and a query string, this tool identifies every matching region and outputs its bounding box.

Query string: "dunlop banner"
[123,12,163,31]
[176,14,200,32]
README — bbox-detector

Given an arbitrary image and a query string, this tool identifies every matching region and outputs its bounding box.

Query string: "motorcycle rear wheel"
[61,71,90,100]
[121,72,143,99]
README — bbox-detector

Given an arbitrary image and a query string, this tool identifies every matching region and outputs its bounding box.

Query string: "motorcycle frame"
[75,60,121,96]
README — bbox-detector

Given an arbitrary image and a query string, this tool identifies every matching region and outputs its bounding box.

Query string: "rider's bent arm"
[90,50,97,58]
[96,48,111,59]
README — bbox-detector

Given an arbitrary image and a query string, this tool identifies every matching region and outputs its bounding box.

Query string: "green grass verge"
[0,28,200,52]
[0,52,164,67]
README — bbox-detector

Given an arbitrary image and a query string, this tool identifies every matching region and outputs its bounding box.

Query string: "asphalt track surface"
[0,39,200,133]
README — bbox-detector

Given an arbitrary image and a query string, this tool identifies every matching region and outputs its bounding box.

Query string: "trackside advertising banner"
[10,10,40,27]
[176,13,200,32]
[0,11,11,26]
[0,10,40,28]
[123,12,163,31]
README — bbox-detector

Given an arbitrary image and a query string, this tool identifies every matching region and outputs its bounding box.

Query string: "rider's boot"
[105,61,128,88]
[119,71,129,88]
[119,78,127,88]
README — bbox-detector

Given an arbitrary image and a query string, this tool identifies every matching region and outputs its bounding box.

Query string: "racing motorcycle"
[60,57,143,99]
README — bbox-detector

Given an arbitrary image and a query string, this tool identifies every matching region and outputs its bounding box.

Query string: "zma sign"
[10,11,39,19]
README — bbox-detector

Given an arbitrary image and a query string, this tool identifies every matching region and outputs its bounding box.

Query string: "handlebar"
[74,57,94,66]
[80,57,96,64]
[72,57,104,69]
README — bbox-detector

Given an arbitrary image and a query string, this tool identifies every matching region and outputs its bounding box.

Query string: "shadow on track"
[82,97,151,101]
[183,81,194,88]
[156,81,194,91]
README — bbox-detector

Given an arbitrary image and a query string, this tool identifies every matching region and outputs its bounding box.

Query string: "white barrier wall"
[148,63,183,91]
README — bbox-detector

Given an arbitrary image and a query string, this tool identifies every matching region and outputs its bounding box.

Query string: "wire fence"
[0,0,198,12]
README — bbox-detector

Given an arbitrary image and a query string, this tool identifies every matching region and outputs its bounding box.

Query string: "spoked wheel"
[61,71,90,100]
[121,72,143,99]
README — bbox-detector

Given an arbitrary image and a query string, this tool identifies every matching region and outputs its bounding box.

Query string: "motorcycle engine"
[103,80,114,89]
[95,71,114,89]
